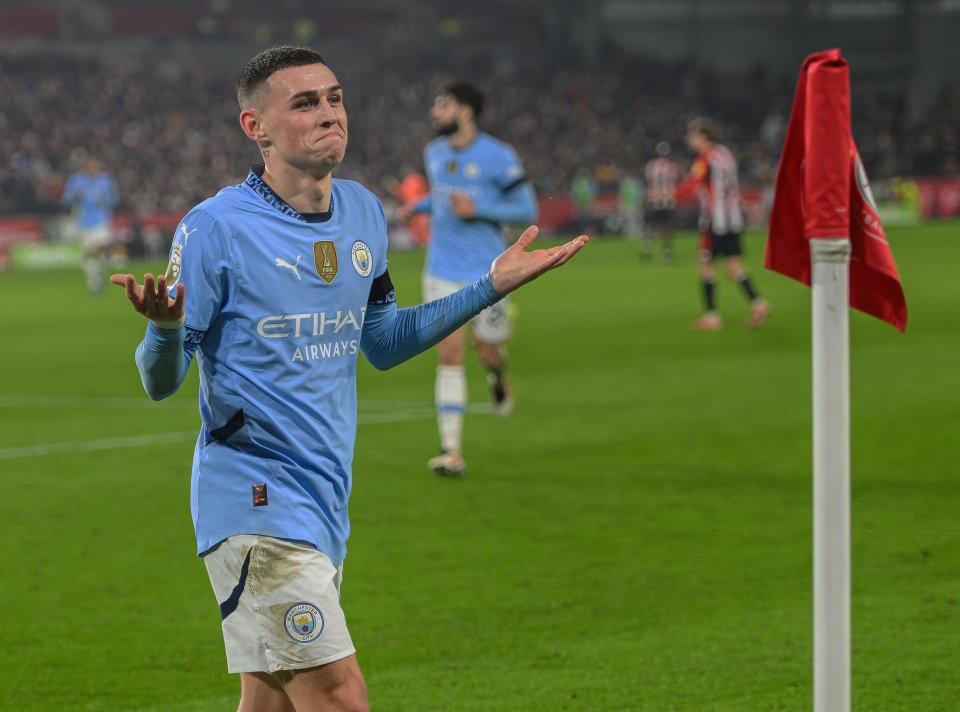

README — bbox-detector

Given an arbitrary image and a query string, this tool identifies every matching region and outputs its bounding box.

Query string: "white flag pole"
[810,237,852,712]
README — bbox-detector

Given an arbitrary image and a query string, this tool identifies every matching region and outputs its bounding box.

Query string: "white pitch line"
[0,403,492,460]
[0,431,198,460]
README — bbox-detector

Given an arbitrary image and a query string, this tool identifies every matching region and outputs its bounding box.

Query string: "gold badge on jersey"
[314,241,338,283]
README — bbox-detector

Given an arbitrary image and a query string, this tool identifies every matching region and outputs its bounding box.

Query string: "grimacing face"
[252,63,349,174]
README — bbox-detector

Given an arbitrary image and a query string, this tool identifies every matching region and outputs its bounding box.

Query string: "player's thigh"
[471,297,510,345]
[239,672,295,712]
[422,273,471,365]
[278,654,368,712]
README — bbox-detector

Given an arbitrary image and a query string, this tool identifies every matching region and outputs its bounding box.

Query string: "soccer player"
[397,80,538,478]
[61,155,118,293]
[677,118,770,330]
[110,47,586,712]
[642,141,682,263]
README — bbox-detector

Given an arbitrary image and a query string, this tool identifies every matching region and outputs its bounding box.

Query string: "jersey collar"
[245,164,335,223]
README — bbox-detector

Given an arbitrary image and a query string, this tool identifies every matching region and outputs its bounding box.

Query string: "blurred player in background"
[677,118,770,330]
[617,167,643,241]
[110,46,587,712]
[398,80,538,478]
[61,155,118,293]
[642,141,682,263]
[394,167,430,245]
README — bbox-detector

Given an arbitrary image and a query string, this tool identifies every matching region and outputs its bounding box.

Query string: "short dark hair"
[236,46,326,109]
[439,80,485,119]
[687,117,720,143]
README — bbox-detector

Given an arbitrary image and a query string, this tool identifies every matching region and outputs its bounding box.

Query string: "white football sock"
[435,365,466,455]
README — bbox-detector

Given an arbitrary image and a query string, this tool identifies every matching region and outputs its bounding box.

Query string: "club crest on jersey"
[351,241,372,277]
[464,162,481,179]
[284,602,325,643]
[313,241,338,284]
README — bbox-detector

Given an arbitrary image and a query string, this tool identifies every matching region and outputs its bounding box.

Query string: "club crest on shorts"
[314,241,338,284]
[351,240,372,277]
[284,602,325,643]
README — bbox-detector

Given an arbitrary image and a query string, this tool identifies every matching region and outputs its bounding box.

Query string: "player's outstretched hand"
[490,226,589,296]
[110,272,186,323]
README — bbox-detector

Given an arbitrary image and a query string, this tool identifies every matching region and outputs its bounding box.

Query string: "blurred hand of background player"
[110,272,186,324]
[450,192,477,218]
[490,225,588,296]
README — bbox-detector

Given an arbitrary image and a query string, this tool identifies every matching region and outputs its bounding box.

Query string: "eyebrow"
[288,85,343,103]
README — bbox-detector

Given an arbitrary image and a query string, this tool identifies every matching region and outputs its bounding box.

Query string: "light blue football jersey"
[62,171,118,229]
[423,132,530,282]
[168,168,389,564]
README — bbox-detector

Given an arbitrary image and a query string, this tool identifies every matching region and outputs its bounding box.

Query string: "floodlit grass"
[1,223,957,710]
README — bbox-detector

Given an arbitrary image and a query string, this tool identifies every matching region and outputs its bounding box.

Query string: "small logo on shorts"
[284,602,325,643]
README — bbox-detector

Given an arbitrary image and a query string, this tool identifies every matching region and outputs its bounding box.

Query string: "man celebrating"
[112,47,586,712]
[399,80,538,477]
[678,118,770,330]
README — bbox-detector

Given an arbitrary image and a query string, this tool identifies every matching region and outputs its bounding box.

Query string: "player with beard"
[398,80,538,478]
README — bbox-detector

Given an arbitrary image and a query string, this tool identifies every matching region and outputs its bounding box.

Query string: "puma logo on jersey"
[179,224,198,244]
[276,255,301,280]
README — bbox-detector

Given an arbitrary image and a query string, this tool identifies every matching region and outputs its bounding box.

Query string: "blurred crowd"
[1,44,958,217]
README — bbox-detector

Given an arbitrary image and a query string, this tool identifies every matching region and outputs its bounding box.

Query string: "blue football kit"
[133,166,501,565]
[62,171,118,229]
[417,132,537,282]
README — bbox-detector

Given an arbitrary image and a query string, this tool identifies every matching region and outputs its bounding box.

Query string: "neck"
[261,162,334,213]
[449,123,478,150]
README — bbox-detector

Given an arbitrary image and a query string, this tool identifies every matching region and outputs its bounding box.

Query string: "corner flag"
[765,48,907,331]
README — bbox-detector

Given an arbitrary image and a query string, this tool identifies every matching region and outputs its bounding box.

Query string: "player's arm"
[470,181,538,224]
[675,158,708,201]
[111,272,196,400]
[61,176,77,206]
[361,226,587,370]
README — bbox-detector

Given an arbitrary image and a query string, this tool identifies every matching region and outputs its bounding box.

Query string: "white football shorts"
[203,535,355,674]
[422,273,511,344]
[77,225,112,251]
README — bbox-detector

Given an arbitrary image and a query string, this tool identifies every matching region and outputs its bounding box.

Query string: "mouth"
[315,131,343,144]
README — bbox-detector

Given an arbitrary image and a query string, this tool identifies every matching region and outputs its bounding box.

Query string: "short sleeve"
[164,208,233,332]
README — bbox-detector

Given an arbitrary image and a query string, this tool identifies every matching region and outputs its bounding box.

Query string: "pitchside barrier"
[0,177,950,271]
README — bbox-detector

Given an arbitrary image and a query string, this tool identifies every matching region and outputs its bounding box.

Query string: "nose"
[316,99,337,126]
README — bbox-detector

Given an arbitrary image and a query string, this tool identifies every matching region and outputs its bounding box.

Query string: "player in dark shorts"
[642,141,682,262]
[677,119,770,330]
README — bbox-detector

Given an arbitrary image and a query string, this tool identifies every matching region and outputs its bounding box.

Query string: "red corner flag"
[765,49,907,331]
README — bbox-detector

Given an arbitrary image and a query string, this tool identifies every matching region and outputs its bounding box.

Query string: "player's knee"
[328,673,368,712]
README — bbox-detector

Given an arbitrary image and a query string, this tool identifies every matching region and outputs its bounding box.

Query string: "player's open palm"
[490,225,589,295]
[110,272,186,324]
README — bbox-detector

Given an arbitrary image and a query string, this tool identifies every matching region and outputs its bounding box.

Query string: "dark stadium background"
[1,0,958,260]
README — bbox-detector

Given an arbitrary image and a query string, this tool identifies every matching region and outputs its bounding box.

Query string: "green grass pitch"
[1,224,958,711]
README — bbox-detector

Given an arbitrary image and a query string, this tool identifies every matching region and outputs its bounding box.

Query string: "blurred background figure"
[570,169,598,236]
[677,118,770,331]
[617,166,644,241]
[61,155,118,294]
[642,141,683,262]
[399,79,538,478]
[395,167,431,246]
